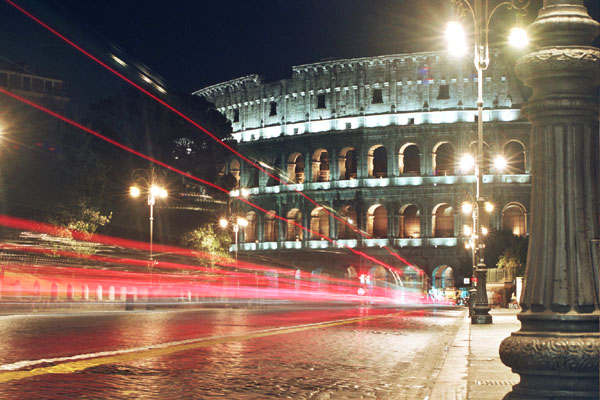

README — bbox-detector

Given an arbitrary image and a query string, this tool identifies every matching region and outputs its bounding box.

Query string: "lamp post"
[446,0,529,324]
[460,154,506,323]
[129,167,168,263]
[219,216,248,264]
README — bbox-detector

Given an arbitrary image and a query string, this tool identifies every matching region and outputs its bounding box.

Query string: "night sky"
[1,0,599,110]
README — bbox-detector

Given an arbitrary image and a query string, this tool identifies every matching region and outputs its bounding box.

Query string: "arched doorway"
[400,143,420,175]
[433,142,455,176]
[369,145,388,177]
[288,152,305,183]
[312,149,330,182]
[339,147,357,180]
[245,211,257,242]
[432,204,454,237]
[310,207,329,239]
[400,204,421,238]
[503,141,526,174]
[264,211,278,242]
[502,203,527,236]
[286,209,303,240]
[432,265,455,289]
[367,204,388,238]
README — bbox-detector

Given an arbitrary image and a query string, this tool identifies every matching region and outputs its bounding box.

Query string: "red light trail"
[0,88,417,279]
[3,0,420,265]
[1,1,428,286]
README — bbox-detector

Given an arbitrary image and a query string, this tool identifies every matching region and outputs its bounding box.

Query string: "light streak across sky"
[0,0,425,280]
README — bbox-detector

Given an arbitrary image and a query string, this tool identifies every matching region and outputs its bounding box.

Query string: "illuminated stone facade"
[194,50,531,288]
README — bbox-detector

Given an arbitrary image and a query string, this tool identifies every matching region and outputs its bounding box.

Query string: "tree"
[179,225,231,259]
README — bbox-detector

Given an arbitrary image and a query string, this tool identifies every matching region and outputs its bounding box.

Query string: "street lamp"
[219,216,248,263]
[446,0,528,324]
[460,151,505,323]
[129,167,168,262]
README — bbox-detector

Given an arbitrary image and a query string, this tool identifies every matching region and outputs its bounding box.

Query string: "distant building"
[194,50,530,292]
[0,62,69,108]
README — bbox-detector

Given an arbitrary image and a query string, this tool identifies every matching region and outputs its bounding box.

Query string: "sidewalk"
[430,308,521,400]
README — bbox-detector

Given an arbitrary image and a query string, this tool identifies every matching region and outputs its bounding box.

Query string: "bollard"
[125,293,134,311]
[468,287,476,318]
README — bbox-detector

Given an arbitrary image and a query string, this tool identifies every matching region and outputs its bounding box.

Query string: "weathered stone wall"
[195,50,523,135]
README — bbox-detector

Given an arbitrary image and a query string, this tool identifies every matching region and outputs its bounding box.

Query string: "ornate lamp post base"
[499,1,600,398]
[471,266,492,324]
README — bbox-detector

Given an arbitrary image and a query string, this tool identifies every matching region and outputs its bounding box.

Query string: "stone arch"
[432,265,455,288]
[229,159,241,188]
[108,286,116,301]
[286,208,303,240]
[368,144,388,177]
[338,147,357,180]
[399,143,420,175]
[399,204,421,238]
[433,142,456,176]
[245,211,257,242]
[120,286,127,300]
[503,140,526,174]
[67,284,74,300]
[502,202,527,236]
[310,207,329,239]
[263,210,278,242]
[432,203,454,237]
[287,152,305,183]
[367,204,388,238]
[50,282,58,301]
[312,149,330,182]
[338,205,358,239]
[96,285,103,301]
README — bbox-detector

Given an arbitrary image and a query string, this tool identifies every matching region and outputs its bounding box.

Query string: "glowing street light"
[219,216,248,263]
[446,0,529,325]
[129,167,168,262]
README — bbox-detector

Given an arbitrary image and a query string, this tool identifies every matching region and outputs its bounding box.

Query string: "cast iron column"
[499,1,600,399]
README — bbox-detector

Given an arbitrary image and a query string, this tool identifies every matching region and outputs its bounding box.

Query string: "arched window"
[434,143,455,176]
[338,206,358,239]
[369,145,388,177]
[339,148,357,180]
[503,141,526,174]
[245,211,257,242]
[433,265,455,288]
[401,205,421,238]
[401,144,420,175]
[433,204,454,237]
[502,203,527,236]
[368,204,388,238]
[312,149,330,182]
[264,211,278,242]
[310,207,329,239]
[286,209,303,240]
[288,153,305,183]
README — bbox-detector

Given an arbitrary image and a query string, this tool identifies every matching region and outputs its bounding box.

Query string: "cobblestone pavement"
[0,306,470,399]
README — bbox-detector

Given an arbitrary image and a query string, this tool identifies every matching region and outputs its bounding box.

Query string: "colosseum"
[194,49,530,294]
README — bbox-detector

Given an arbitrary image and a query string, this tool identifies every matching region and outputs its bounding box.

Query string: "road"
[0,306,465,399]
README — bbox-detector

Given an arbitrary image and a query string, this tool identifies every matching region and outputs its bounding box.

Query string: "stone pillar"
[499,2,600,399]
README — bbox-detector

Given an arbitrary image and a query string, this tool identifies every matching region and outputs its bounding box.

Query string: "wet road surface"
[0,306,465,399]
